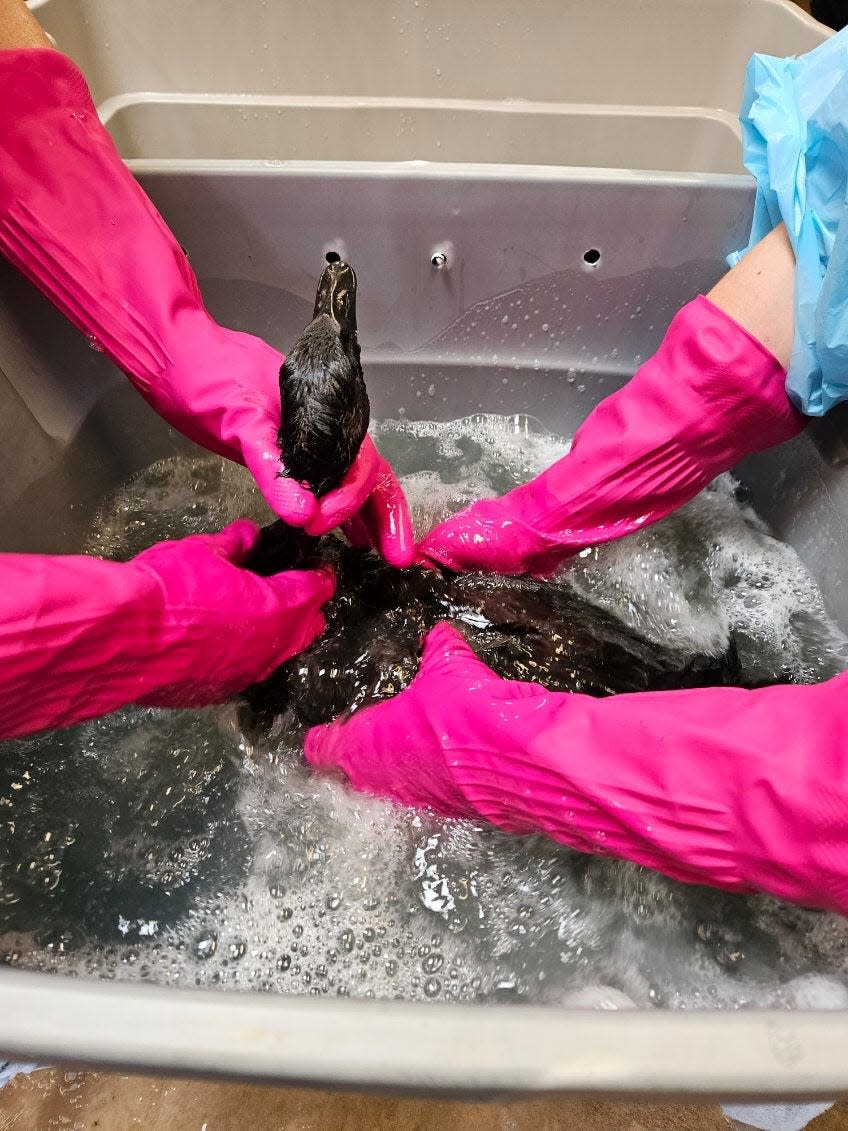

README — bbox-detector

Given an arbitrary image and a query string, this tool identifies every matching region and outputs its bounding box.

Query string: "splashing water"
[2,414,848,1011]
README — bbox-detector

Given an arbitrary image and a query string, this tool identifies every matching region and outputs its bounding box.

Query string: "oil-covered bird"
[279,253,369,497]
[243,256,749,734]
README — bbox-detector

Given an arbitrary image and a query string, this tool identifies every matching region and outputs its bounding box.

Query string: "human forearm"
[708,222,795,370]
[0,0,52,49]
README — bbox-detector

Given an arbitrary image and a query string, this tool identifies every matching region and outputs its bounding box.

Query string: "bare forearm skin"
[0,0,52,50]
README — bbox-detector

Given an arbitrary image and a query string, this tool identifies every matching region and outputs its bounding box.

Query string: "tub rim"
[0,968,845,1099]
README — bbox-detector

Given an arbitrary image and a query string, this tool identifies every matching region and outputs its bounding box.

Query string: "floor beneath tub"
[0,1070,847,1130]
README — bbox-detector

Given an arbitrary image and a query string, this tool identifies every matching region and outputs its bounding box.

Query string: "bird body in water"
[244,256,747,734]
[278,255,368,498]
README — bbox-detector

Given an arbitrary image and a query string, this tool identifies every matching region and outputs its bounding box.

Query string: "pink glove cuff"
[0,549,160,738]
[446,651,848,916]
[0,49,196,387]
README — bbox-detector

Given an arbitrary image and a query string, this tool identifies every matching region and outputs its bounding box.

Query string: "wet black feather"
[279,314,369,498]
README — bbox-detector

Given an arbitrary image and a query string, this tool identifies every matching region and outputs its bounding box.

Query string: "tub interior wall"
[33,0,823,109]
[0,168,845,628]
[27,0,827,172]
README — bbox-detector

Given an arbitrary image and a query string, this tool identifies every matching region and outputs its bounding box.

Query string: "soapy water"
[2,413,848,1011]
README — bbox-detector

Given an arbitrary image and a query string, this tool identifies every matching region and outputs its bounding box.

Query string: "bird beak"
[313,259,358,336]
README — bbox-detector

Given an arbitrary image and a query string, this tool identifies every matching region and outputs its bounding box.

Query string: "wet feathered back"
[279,314,369,498]
[246,258,368,576]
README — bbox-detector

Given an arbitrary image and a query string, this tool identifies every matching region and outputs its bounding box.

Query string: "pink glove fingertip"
[341,513,372,550]
[305,439,380,536]
[416,622,496,683]
[417,542,459,572]
[303,723,337,772]
[266,563,336,611]
[249,457,319,528]
[417,526,480,573]
[302,563,337,606]
[370,476,416,569]
[206,519,262,563]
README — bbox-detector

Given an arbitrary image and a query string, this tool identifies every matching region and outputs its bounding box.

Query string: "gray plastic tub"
[31,0,827,174]
[2,164,848,1099]
[4,0,844,1101]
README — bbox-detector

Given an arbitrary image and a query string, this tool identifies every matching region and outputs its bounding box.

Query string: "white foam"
[783,974,848,1010]
[557,985,637,1010]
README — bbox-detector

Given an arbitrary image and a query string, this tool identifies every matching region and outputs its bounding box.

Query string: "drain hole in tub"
[325,250,342,264]
[583,248,601,266]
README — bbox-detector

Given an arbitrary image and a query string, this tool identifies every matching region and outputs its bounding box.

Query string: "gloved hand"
[336,441,416,561]
[420,296,805,575]
[0,520,334,740]
[302,435,413,566]
[0,47,413,566]
[306,623,848,916]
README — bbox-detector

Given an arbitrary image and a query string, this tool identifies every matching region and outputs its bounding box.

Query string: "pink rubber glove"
[420,296,805,575]
[337,444,416,562]
[307,623,848,916]
[307,435,413,564]
[0,520,334,741]
[0,48,413,565]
